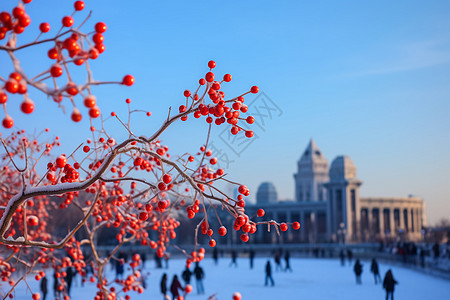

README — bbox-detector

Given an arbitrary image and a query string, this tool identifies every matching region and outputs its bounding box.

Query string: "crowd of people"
[31,241,449,300]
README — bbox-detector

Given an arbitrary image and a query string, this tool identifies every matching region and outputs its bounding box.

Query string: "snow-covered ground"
[10,257,450,300]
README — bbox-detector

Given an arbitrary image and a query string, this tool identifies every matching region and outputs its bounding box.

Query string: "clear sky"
[1,0,449,224]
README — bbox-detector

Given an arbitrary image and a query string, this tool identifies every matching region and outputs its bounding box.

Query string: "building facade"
[247,139,426,243]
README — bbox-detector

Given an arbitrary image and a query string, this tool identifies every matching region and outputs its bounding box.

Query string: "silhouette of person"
[40,274,48,300]
[347,249,353,265]
[53,271,60,299]
[265,260,274,286]
[353,259,363,284]
[155,252,163,269]
[383,269,398,300]
[163,253,170,269]
[213,247,219,265]
[229,250,238,267]
[249,248,255,269]
[170,275,183,300]
[274,251,282,271]
[181,266,192,285]
[194,262,205,294]
[160,273,168,299]
[339,249,345,266]
[65,267,74,296]
[115,254,124,280]
[370,258,381,284]
[141,252,147,269]
[284,251,292,272]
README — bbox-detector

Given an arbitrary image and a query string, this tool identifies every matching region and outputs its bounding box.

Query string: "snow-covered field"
[10,257,450,300]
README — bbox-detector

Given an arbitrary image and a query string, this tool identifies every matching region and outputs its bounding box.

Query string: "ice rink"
[10,256,450,300]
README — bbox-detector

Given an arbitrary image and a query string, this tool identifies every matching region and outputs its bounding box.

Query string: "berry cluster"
[0,1,135,128]
[182,60,258,138]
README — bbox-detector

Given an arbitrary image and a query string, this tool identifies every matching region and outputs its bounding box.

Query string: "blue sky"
[1,0,449,223]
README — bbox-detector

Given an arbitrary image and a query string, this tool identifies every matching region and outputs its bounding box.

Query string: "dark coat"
[160,276,167,295]
[265,261,272,276]
[383,272,398,292]
[194,265,204,280]
[170,277,183,297]
[182,268,192,283]
[354,261,363,276]
[370,260,379,274]
[40,277,48,294]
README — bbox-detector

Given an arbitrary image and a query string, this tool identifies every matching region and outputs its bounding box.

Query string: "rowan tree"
[0,1,300,300]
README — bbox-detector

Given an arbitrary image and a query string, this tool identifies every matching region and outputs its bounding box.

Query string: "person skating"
[383,269,398,300]
[284,251,292,272]
[265,260,274,286]
[170,275,183,300]
[65,267,74,296]
[353,259,363,284]
[339,249,345,266]
[229,250,238,267]
[40,274,48,300]
[370,258,381,284]
[249,248,255,269]
[160,273,168,299]
[182,266,192,285]
[213,247,219,265]
[194,262,205,294]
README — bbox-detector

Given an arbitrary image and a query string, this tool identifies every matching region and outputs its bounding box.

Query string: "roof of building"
[329,155,357,180]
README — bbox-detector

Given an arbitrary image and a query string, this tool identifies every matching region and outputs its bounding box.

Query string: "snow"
[9,257,450,300]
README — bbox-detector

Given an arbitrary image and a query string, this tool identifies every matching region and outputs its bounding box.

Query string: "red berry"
[32,293,40,300]
[2,116,13,129]
[71,109,82,122]
[209,239,216,247]
[50,64,63,77]
[84,95,96,108]
[83,146,90,153]
[48,48,59,60]
[250,86,259,94]
[245,130,254,138]
[199,78,206,85]
[292,221,301,230]
[92,33,104,44]
[89,107,100,118]
[12,7,25,19]
[139,212,148,221]
[246,116,255,124]
[208,60,216,69]
[162,174,172,184]
[20,100,34,114]
[233,292,242,300]
[0,91,7,104]
[218,226,227,236]
[223,74,232,82]
[240,234,249,242]
[280,223,288,231]
[122,75,135,86]
[62,16,74,27]
[39,22,50,33]
[95,22,107,33]
[158,182,166,191]
[27,216,39,226]
[56,156,67,168]
[184,90,191,97]
[205,72,214,82]
[5,80,19,94]
[74,1,85,11]
[257,209,265,217]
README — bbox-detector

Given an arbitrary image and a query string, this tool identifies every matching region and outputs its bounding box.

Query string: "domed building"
[246,139,426,243]
[256,182,278,204]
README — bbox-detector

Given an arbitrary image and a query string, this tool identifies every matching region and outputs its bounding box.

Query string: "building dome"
[256,182,278,204]
[329,155,357,180]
